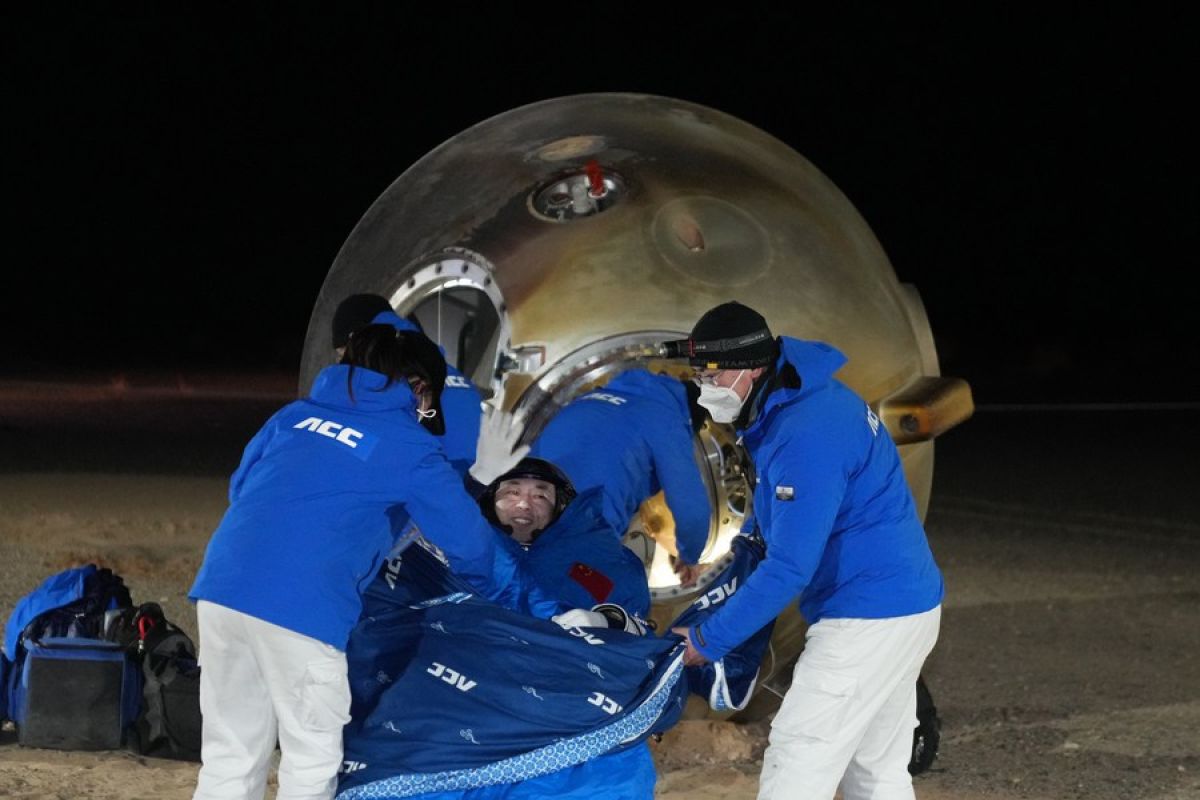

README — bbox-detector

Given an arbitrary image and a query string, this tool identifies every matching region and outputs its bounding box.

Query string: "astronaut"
[383,456,657,800]
[481,457,651,622]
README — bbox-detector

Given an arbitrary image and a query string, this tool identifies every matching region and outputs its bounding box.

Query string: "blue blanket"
[671,533,775,712]
[338,544,686,799]
[338,534,772,799]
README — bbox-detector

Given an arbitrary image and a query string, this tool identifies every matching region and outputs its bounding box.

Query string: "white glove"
[552,608,609,630]
[592,603,649,636]
[468,406,531,485]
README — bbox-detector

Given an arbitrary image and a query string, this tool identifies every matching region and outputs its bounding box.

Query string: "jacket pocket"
[297,658,351,732]
[771,661,858,743]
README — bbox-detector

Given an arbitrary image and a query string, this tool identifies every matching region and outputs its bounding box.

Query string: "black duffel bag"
[106,602,202,761]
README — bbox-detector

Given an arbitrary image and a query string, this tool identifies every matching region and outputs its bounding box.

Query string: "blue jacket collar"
[741,337,847,438]
[310,364,419,413]
[607,369,689,418]
[372,310,419,333]
[371,310,457,363]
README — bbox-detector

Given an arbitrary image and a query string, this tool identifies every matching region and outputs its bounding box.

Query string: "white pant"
[758,606,941,800]
[193,601,352,800]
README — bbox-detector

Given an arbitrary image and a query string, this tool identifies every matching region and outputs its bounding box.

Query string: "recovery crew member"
[189,324,517,800]
[332,293,484,477]
[667,302,943,800]
[530,368,711,586]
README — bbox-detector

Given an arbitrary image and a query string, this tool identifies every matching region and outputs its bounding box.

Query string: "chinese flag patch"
[568,562,614,603]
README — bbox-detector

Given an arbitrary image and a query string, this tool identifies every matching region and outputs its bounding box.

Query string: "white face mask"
[696,370,747,424]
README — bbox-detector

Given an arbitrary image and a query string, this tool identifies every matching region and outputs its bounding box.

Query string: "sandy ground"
[1,377,1198,799]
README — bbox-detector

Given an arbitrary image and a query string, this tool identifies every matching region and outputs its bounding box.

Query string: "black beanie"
[332,294,393,350]
[687,301,777,369]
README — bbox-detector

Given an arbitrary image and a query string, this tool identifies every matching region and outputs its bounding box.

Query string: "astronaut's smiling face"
[493,478,557,543]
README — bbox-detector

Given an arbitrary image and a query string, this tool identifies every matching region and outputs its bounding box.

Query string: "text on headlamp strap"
[690,328,771,354]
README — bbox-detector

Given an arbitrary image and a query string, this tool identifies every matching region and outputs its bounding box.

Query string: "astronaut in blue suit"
[393,457,658,800]
[530,368,711,585]
[481,457,651,622]
[332,294,484,477]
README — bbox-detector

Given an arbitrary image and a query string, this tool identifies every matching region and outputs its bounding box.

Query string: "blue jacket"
[691,338,944,661]
[3,564,97,660]
[372,311,484,476]
[530,369,710,565]
[189,364,496,649]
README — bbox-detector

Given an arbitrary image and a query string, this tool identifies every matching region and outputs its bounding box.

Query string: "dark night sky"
[4,6,1197,405]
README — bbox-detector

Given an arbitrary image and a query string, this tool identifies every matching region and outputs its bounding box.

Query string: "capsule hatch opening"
[388,249,508,399]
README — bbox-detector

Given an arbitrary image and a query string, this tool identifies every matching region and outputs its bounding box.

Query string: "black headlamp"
[657,328,775,369]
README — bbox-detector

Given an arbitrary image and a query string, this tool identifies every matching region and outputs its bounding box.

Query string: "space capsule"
[299,93,974,719]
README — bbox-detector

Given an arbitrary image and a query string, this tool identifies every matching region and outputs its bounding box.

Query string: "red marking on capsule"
[585,159,605,197]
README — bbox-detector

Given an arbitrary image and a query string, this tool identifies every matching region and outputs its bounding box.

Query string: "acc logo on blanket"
[340,760,367,774]
[588,692,623,715]
[693,578,738,610]
[427,662,477,692]
[564,626,606,645]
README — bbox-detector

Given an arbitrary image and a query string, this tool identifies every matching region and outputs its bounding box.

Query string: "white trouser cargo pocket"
[771,661,859,743]
[298,659,351,732]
